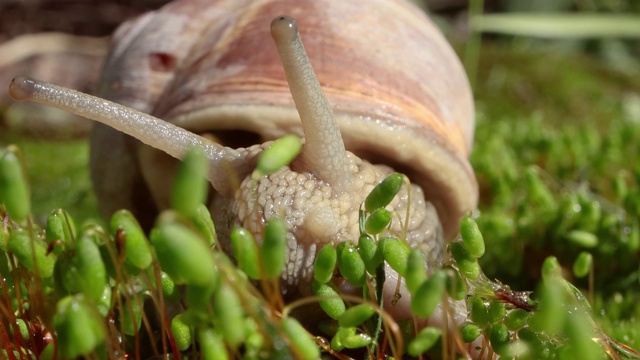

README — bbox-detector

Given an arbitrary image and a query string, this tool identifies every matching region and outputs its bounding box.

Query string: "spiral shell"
[92,0,477,238]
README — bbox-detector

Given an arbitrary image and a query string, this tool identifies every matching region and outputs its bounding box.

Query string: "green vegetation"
[1,128,639,358]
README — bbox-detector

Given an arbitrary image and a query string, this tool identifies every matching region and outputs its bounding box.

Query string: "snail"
[9,0,476,338]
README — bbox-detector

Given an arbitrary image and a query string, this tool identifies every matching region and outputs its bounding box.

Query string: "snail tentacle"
[270,16,353,193]
[9,76,249,197]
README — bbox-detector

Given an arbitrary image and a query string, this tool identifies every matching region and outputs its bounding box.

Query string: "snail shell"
[91,0,477,241]
[8,0,477,330]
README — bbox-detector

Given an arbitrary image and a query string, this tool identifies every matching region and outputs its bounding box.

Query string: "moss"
[0,133,99,225]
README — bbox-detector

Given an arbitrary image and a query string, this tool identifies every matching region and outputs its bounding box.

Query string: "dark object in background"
[0,0,172,41]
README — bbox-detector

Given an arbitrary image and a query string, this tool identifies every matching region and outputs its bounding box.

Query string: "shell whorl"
[94,0,477,238]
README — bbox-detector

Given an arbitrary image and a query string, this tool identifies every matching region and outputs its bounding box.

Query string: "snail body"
[9,0,477,331]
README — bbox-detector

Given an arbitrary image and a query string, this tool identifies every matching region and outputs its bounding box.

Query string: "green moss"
[474,43,640,129]
[469,43,640,294]
[0,134,99,225]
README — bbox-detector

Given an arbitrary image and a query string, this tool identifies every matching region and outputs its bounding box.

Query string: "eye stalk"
[8,75,250,198]
[9,76,212,158]
[270,15,353,194]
